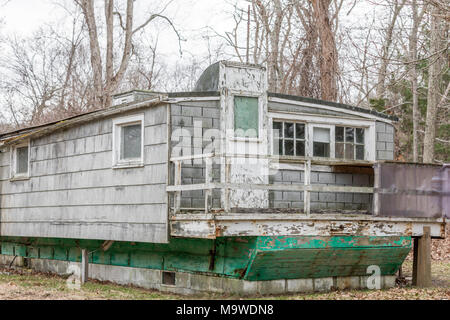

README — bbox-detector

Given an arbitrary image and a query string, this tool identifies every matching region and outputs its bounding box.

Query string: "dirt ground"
[1,227,448,300]
[0,258,448,300]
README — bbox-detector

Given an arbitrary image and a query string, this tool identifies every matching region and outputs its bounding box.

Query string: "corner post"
[81,249,88,285]
[413,226,432,287]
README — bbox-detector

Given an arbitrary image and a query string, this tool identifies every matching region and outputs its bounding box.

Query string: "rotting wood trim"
[169,214,445,239]
[166,182,374,194]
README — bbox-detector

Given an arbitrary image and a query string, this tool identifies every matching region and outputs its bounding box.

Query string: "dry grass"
[0,259,448,300]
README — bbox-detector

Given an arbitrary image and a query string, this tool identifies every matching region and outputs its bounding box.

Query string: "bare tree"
[423,4,448,163]
[375,0,405,100]
[74,0,181,108]
[311,0,339,101]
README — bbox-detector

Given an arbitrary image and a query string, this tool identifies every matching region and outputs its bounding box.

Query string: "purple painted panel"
[375,163,449,218]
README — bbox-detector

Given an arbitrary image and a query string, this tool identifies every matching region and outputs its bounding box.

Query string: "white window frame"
[309,124,334,158]
[269,112,376,161]
[228,91,264,143]
[112,114,145,168]
[10,140,30,180]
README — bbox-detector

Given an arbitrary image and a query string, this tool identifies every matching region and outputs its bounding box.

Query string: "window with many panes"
[335,126,365,160]
[113,114,144,168]
[273,121,306,156]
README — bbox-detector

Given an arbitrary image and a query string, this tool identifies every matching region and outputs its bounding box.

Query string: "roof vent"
[112,90,162,106]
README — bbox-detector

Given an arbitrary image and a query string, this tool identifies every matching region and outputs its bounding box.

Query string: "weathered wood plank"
[170,213,445,239]
[1,184,167,208]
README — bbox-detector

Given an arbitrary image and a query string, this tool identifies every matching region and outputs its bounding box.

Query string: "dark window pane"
[295,123,305,139]
[234,96,259,137]
[356,145,365,160]
[313,142,329,157]
[121,124,142,159]
[345,127,354,142]
[296,141,305,156]
[336,126,344,142]
[273,121,282,138]
[284,122,294,138]
[335,143,344,158]
[356,128,364,144]
[274,138,283,155]
[284,140,294,156]
[16,146,28,174]
[344,143,354,159]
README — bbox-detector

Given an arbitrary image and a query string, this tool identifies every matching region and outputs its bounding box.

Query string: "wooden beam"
[414,226,432,287]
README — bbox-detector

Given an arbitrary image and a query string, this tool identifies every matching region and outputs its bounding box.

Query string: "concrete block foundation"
[0,255,397,296]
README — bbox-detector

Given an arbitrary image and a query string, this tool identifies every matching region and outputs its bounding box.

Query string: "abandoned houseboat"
[0,61,447,294]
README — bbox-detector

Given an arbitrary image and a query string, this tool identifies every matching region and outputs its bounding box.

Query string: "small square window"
[11,141,30,179]
[120,124,142,160]
[113,114,144,168]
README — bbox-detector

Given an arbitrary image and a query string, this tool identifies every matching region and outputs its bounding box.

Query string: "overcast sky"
[0,0,239,64]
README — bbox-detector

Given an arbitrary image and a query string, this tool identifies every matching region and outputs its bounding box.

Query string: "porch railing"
[166,153,374,215]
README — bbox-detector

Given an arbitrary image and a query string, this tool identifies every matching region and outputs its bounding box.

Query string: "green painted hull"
[0,235,411,281]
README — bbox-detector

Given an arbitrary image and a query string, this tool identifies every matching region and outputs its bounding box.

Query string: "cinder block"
[385,142,394,151]
[283,191,302,201]
[336,276,360,290]
[318,172,335,184]
[376,122,386,133]
[182,106,202,117]
[291,201,304,209]
[310,202,327,210]
[202,107,220,118]
[353,174,369,186]
[377,150,394,160]
[383,275,396,289]
[314,277,334,292]
[257,280,286,295]
[286,279,314,293]
[170,105,182,115]
[336,193,353,203]
[327,202,345,210]
[172,115,193,127]
[336,173,352,185]
[282,171,301,182]
[352,194,370,204]
[377,132,394,143]
[273,201,290,208]
[319,192,335,202]
[376,142,386,151]
[193,118,213,129]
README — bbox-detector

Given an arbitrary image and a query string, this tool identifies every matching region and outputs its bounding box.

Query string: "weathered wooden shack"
[0,61,447,294]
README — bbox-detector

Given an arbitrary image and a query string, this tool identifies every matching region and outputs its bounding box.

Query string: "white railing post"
[205,157,212,213]
[224,156,231,213]
[304,159,311,215]
[174,160,181,213]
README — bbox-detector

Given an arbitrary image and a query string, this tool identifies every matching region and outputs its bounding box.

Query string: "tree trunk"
[376,0,404,101]
[423,5,445,163]
[311,0,338,101]
[409,0,420,162]
[80,0,103,108]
